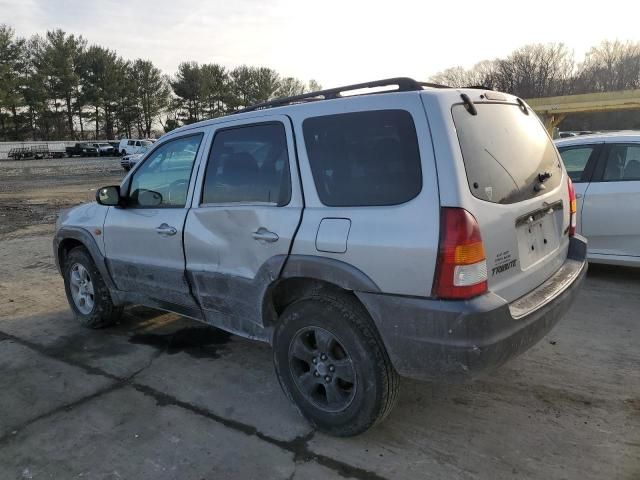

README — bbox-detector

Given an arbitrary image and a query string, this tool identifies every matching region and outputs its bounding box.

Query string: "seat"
[623,160,640,180]
[224,152,259,184]
[604,151,623,180]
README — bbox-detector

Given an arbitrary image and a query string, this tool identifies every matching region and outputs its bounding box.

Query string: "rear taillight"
[567,177,577,236]
[432,207,488,299]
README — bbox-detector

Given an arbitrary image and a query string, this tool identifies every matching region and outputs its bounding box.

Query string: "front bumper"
[357,235,588,382]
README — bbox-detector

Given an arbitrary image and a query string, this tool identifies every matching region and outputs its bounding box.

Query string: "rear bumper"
[357,235,588,381]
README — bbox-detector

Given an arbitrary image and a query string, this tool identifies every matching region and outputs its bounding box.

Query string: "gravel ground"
[0,157,639,479]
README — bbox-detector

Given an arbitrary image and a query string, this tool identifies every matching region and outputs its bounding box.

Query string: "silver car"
[120,145,150,171]
[556,132,640,266]
[54,78,587,436]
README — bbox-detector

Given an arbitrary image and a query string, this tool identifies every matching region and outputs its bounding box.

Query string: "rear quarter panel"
[287,92,440,296]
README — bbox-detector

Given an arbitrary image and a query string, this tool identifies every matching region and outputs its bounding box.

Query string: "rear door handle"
[575,193,583,199]
[156,223,177,236]
[252,228,279,243]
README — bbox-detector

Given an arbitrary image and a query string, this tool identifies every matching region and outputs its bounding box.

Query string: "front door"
[581,143,640,258]
[184,116,303,338]
[103,131,208,311]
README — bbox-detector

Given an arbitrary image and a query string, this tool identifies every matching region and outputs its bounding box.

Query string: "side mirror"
[96,185,122,206]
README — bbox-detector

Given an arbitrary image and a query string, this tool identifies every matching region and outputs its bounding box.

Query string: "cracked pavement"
[0,157,639,479]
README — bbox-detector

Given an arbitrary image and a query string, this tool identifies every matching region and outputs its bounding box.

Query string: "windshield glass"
[141,140,153,146]
[452,103,562,204]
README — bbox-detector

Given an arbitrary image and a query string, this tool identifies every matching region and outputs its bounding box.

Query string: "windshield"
[141,140,153,146]
[452,103,562,204]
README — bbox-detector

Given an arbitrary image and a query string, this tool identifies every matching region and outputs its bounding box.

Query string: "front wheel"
[63,247,122,328]
[273,292,399,437]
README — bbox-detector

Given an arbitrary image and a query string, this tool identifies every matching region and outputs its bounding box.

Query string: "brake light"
[432,208,488,299]
[567,177,577,236]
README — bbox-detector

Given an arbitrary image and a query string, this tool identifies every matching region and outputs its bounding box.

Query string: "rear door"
[580,142,640,257]
[441,95,572,302]
[184,115,303,337]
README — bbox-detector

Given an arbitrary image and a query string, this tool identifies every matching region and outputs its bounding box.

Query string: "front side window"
[602,144,640,181]
[128,134,203,208]
[558,146,597,182]
[127,140,134,146]
[202,123,291,206]
[303,110,422,207]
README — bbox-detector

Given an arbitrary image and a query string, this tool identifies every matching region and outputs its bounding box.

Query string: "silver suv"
[54,78,587,436]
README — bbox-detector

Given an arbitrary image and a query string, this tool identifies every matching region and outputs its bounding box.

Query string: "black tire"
[273,291,399,437]
[63,247,122,328]
[121,149,127,156]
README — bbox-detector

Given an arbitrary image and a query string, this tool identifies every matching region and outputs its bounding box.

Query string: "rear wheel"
[63,247,122,328]
[273,292,399,437]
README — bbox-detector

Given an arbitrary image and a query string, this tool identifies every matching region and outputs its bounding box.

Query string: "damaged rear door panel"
[184,115,303,340]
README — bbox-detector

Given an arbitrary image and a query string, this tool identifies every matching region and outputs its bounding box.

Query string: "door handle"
[156,223,177,236]
[252,228,279,243]
[575,193,583,199]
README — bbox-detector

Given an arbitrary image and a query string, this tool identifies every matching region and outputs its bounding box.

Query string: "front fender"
[53,226,117,291]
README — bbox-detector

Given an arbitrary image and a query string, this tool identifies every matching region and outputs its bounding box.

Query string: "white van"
[118,139,154,156]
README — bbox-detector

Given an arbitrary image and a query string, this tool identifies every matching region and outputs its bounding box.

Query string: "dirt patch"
[0,157,124,237]
[624,398,640,415]
[0,198,80,235]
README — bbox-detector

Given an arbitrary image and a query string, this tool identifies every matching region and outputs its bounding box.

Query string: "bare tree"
[576,40,640,92]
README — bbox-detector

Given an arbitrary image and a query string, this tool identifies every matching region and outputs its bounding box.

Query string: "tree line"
[2,23,639,141]
[0,25,320,141]
[429,41,640,130]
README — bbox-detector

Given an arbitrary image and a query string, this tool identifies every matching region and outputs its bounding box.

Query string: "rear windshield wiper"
[460,93,477,116]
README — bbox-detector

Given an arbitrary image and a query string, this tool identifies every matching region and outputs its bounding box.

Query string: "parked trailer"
[31,145,50,159]
[8,147,34,160]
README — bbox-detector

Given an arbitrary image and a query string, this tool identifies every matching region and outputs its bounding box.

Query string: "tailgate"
[451,99,570,303]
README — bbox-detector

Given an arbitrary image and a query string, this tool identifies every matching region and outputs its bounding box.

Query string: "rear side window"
[303,110,422,207]
[558,146,597,182]
[202,123,291,206]
[602,144,640,181]
[452,103,562,204]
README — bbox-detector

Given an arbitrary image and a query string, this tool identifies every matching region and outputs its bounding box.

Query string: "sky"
[2,0,639,88]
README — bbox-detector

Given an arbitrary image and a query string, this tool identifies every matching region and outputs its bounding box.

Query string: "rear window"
[452,103,562,204]
[303,110,422,207]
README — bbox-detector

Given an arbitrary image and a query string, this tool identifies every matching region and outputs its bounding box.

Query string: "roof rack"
[232,77,450,114]
[464,85,494,91]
